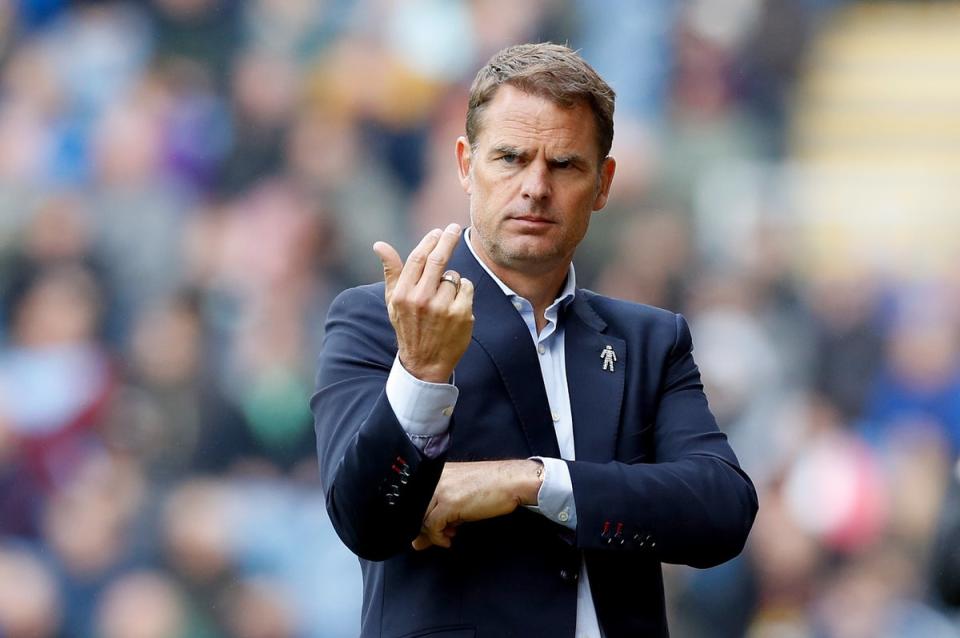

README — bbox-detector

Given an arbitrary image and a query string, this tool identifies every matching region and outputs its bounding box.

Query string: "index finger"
[395,228,444,294]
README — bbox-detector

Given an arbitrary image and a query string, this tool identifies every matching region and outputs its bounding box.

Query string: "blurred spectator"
[811,547,957,638]
[159,479,237,635]
[860,292,960,457]
[241,0,346,65]
[808,275,885,421]
[0,406,44,538]
[0,1,956,636]
[102,290,253,476]
[149,0,241,90]
[95,569,188,638]
[574,0,676,127]
[217,48,298,194]
[42,451,146,634]
[222,576,297,638]
[594,209,692,311]
[691,300,791,485]
[0,543,62,638]
[0,262,112,491]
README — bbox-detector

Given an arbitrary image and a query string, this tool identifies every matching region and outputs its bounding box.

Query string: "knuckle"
[389,292,410,309]
[437,302,455,316]
[427,253,446,266]
[411,299,432,314]
[411,290,432,307]
[409,251,427,264]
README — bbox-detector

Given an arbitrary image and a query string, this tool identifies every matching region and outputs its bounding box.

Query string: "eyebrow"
[488,144,588,167]
[489,143,524,158]
[551,153,587,167]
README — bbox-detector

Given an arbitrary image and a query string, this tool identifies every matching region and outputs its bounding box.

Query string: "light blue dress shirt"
[384,228,602,638]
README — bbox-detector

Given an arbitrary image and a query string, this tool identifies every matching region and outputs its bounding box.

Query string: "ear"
[592,156,617,211]
[456,136,473,194]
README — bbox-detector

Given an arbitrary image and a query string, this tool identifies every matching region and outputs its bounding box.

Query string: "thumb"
[412,533,432,551]
[373,241,402,298]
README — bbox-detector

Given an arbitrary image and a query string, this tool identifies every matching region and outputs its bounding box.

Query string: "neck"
[468,234,571,333]
[499,267,568,330]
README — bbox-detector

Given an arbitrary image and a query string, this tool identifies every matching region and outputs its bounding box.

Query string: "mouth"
[508,215,556,226]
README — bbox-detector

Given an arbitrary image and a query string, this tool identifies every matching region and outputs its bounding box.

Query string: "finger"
[428,529,451,548]
[423,509,453,548]
[412,533,433,551]
[425,522,452,548]
[397,228,443,294]
[372,241,403,299]
[434,269,461,305]
[418,223,462,291]
[449,277,475,317]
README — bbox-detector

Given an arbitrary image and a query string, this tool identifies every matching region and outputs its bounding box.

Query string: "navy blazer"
[312,240,758,638]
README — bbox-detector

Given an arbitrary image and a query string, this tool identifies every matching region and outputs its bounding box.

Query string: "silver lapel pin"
[600,344,617,372]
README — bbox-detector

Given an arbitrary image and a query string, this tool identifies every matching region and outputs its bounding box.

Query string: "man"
[312,43,758,638]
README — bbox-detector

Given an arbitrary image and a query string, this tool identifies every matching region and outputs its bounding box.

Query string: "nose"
[520,159,551,202]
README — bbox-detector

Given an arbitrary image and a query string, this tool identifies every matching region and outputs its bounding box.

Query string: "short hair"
[465,43,615,163]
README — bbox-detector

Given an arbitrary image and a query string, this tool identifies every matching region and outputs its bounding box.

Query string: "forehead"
[475,85,599,158]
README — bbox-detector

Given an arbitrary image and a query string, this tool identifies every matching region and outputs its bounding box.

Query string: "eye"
[554,159,571,169]
[500,153,519,164]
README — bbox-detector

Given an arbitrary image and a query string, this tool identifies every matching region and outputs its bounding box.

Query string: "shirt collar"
[464,226,577,309]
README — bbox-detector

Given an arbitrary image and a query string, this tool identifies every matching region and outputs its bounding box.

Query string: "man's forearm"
[413,459,545,549]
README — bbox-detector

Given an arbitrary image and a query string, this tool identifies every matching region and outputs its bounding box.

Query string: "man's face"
[456,85,615,277]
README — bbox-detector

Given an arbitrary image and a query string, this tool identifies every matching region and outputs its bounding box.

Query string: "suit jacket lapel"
[449,241,562,458]
[564,293,625,463]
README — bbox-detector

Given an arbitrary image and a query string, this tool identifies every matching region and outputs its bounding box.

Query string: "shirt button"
[558,510,569,523]
[441,406,453,417]
[552,412,560,423]
[538,344,546,355]
[512,299,522,310]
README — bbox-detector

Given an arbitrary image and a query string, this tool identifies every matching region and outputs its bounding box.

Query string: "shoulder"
[324,282,393,341]
[328,282,387,320]
[578,289,676,323]
[321,282,395,362]
[577,289,690,352]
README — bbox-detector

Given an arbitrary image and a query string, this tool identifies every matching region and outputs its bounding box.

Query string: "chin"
[497,242,564,268]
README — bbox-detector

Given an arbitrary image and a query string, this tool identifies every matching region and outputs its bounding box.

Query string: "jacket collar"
[448,235,624,462]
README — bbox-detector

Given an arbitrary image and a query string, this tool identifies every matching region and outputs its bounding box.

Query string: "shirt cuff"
[527,457,576,530]
[385,356,458,458]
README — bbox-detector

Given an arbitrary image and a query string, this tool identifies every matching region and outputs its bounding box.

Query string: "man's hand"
[373,223,474,383]
[412,460,544,550]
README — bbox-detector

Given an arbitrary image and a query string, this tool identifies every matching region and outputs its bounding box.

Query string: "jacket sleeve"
[311,285,446,561]
[567,313,758,568]
[932,466,960,607]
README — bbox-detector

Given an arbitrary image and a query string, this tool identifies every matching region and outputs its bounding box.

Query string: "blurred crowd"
[1,0,959,636]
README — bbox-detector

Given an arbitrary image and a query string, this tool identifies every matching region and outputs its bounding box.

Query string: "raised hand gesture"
[373,223,475,383]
